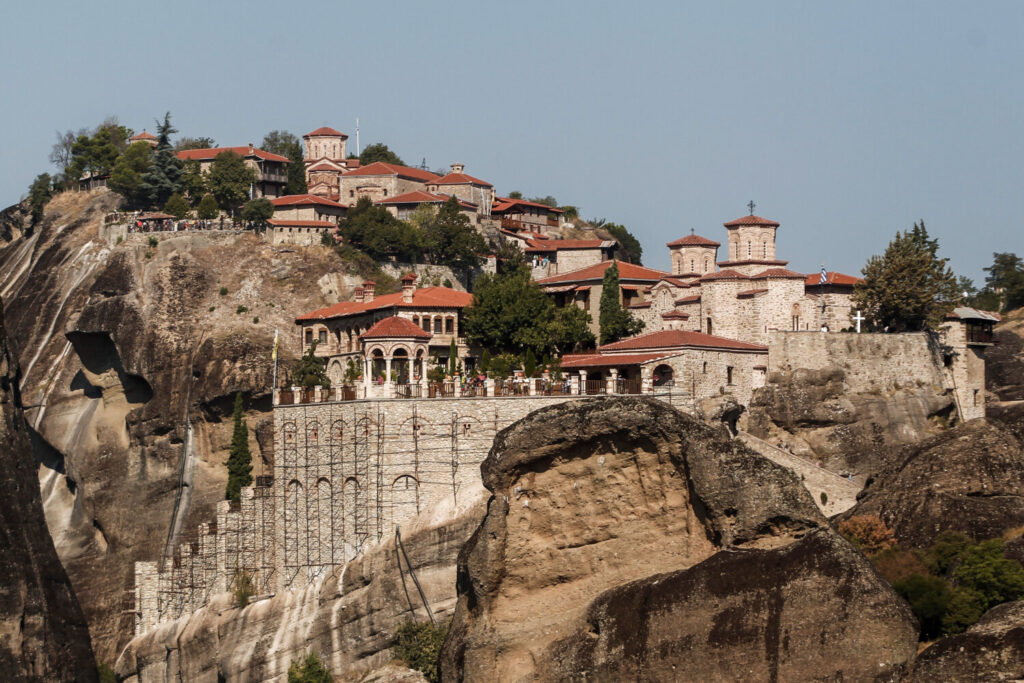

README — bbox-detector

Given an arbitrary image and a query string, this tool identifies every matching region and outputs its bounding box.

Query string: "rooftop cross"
[748,200,756,215]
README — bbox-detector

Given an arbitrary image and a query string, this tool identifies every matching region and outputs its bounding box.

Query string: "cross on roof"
[748,200,756,215]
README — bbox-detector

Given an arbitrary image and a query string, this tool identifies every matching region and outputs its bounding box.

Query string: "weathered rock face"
[0,300,95,681]
[441,397,918,682]
[911,601,1024,681]
[0,190,363,661]
[988,309,1024,401]
[745,366,954,475]
[841,418,1024,548]
[115,484,487,682]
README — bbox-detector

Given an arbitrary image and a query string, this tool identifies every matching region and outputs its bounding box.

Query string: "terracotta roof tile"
[271,194,346,208]
[175,146,290,163]
[675,295,701,304]
[661,310,690,319]
[537,259,668,285]
[699,269,748,281]
[342,162,439,183]
[307,160,345,172]
[628,301,652,309]
[750,268,806,279]
[375,190,476,209]
[599,329,768,353]
[304,126,347,138]
[430,172,493,187]
[296,286,473,322]
[130,131,156,141]
[716,259,789,268]
[492,197,564,213]
[666,234,721,247]
[805,271,862,286]
[724,214,780,227]
[560,352,675,369]
[524,239,608,252]
[737,288,769,297]
[360,316,432,339]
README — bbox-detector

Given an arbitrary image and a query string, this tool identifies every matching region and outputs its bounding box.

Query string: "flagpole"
[272,329,279,391]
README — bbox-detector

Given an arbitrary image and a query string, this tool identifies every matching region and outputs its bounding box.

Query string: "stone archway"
[653,364,674,387]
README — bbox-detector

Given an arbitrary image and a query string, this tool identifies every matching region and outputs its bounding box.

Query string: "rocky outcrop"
[911,601,1024,681]
[441,397,918,682]
[988,309,1024,401]
[745,366,954,476]
[840,418,1024,548]
[0,300,95,681]
[115,483,487,682]
[0,189,367,660]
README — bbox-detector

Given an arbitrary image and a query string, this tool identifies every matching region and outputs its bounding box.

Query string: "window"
[704,258,710,272]
[421,318,430,332]
[305,329,313,345]
[702,361,708,374]
[792,316,800,331]
[747,241,752,257]
[727,366,734,385]
[433,318,442,334]
[690,259,695,272]
[318,330,327,344]
[349,190,354,197]
[445,318,454,334]
[762,242,767,258]
[706,317,713,335]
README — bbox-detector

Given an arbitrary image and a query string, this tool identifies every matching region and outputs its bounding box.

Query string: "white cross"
[852,310,865,333]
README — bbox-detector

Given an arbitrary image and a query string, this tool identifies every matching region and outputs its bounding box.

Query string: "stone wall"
[766,331,947,394]
[555,248,605,274]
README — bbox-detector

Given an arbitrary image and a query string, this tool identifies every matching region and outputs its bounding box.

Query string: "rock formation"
[988,308,1024,401]
[745,366,954,476]
[840,417,1024,548]
[441,397,919,682]
[0,299,95,681]
[115,483,487,682]
[0,189,368,660]
[911,601,1024,681]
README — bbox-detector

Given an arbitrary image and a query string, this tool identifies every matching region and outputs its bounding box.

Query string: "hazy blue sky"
[2,1,1021,282]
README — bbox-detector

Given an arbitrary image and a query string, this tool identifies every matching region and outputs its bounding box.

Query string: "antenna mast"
[355,118,360,156]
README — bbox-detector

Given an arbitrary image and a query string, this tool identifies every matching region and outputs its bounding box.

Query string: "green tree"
[206,150,255,213]
[241,197,274,228]
[287,652,331,683]
[68,126,122,181]
[225,392,253,503]
[139,112,184,208]
[261,130,307,194]
[527,195,558,208]
[394,620,448,683]
[600,221,644,264]
[495,239,526,274]
[108,141,152,208]
[852,221,959,331]
[448,337,458,375]
[179,159,207,204]
[359,142,404,166]
[27,173,53,226]
[163,193,190,219]
[423,197,487,271]
[892,573,951,640]
[174,136,216,151]
[523,348,538,377]
[507,190,523,199]
[336,196,421,262]
[292,341,329,388]
[952,538,1024,612]
[984,252,1024,312]
[197,193,220,220]
[548,304,595,352]
[599,262,644,344]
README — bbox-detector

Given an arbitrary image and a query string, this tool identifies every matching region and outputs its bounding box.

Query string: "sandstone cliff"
[840,417,1024,548]
[910,601,1024,681]
[115,483,487,682]
[0,299,95,681]
[0,189,367,661]
[441,397,919,681]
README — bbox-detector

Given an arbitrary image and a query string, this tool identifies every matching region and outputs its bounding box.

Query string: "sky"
[1,0,1021,283]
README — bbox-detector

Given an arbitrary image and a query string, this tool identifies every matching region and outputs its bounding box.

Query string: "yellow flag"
[271,329,279,361]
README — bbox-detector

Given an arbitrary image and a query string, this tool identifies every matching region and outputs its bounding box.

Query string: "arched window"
[747,241,752,257]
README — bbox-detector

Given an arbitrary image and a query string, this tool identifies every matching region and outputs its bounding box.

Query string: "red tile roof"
[560,352,675,369]
[268,219,335,228]
[717,259,789,268]
[699,269,748,281]
[659,276,694,287]
[342,162,439,182]
[492,197,564,213]
[304,126,348,138]
[667,234,720,247]
[628,301,652,309]
[661,310,690,319]
[599,329,768,353]
[130,131,156,141]
[360,316,432,339]
[675,295,701,304]
[175,146,291,163]
[307,160,345,172]
[375,190,476,209]
[525,239,609,252]
[750,268,806,279]
[430,172,493,187]
[271,194,346,208]
[296,286,473,322]
[737,288,769,297]
[536,259,668,285]
[724,214,780,227]
[805,271,862,286]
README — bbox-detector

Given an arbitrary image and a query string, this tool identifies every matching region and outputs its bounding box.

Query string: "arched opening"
[652,364,674,387]
[371,348,385,382]
[393,347,410,383]
[390,475,420,527]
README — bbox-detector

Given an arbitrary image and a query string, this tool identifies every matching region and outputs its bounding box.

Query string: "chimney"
[353,286,364,303]
[401,273,417,303]
[450,163,464,174]
[362,280,375,303]
[248,142,254,155]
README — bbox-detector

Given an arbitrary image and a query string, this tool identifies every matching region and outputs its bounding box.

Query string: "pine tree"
[139,112,183,208]
[225,392,253,503]
[852,221,959,331]
[197,193,219,220]
[163,193,189,219]
[598,262,644,345]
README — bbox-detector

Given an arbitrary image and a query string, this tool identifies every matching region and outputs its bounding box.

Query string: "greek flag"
[819,266,828,285]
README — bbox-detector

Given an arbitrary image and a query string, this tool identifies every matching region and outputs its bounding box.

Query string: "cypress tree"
[598,262,644,345]
[225,392,253,502]
[140,112,183,209]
